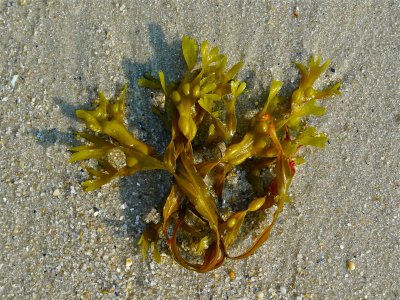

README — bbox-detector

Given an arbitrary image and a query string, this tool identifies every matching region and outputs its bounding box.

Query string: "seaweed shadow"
[113,24,183,240]
[32,96,96,148]
[32,24,180,245]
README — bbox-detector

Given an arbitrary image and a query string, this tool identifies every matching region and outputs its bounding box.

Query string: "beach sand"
[0,1,399,299]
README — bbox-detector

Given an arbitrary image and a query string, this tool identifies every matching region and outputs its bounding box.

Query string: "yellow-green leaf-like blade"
[138,224,161,262]
[177,154,219,232]
[260,80,283,116]
[222,211,246,249]
[158,71,167,94]
[75,110,102,132]
[182,35,198,71]
[223,61,244,83]
[69,147,112,163]
[138,78,162,89]
[296,127,328,148]
[162,185,181,239]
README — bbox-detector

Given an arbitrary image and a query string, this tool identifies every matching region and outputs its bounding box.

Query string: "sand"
[0,1,399,299]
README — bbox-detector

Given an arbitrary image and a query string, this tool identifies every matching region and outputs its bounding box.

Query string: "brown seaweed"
[70,36,341,272]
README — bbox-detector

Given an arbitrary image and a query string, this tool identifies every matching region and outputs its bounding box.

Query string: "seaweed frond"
[70,36,341,272]
[70,85,166,192]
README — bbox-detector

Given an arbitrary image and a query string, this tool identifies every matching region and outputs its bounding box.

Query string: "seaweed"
[70,36,341,272]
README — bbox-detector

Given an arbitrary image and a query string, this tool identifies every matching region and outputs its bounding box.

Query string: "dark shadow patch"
[31,127,77,148]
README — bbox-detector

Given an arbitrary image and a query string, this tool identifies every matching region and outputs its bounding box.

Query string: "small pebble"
[347,260,356,271]
[53,188,60,196]
[70,186,76,195]
[228,270,235,280]
[126,258,133,268]
[144,208,160,224]
[293,6,300,17]
[340,244,344,250]
[11,75,18,88]
[280,286,287,295]
[256,291,264,299]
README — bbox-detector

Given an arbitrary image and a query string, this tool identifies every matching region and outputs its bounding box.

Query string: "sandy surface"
[1,1,399,299]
